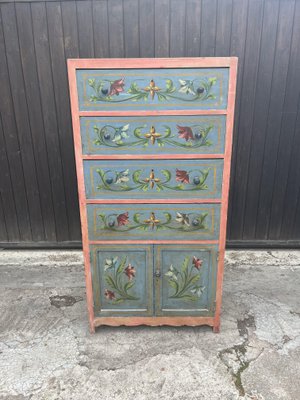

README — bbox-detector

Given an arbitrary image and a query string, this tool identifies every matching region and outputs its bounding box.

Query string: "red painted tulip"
[117,212,129,226]
[192,256,202,270]
[109,78,125,96]
[124,264,136,280]
[104,289,116,300]
[176,169,190,184]
[177,125,194,141]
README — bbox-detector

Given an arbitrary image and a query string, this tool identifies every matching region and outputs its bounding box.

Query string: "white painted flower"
[178,79,196,96]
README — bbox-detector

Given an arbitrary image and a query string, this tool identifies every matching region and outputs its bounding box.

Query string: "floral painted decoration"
[98,210,208,233]
[93,123,214,149]
[103,256,139,304]
[96,167,210,193]
[175,169,190,184]
[165,256,206,301]
[88,76,217,103]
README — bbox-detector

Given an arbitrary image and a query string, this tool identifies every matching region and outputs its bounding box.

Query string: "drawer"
[154,244,217,316]
[90,244,153,316]
[87,203,220,241]
[80,115,226,156]
[84,159,223,200]
[77,68,229,111]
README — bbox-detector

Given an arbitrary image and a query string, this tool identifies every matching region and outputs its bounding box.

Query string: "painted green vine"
[93,123,214,149]
[103,256,139,304]
[88,77,217,103]
[96,167,210,193]
[98,211,208,232]
[165,256,205,301]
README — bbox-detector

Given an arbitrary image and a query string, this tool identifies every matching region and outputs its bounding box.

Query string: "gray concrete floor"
[0,250,300,400]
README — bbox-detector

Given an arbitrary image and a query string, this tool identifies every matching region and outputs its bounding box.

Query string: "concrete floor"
[0,250,300,400]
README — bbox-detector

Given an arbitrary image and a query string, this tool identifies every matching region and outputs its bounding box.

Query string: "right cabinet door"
[154,244,218,317]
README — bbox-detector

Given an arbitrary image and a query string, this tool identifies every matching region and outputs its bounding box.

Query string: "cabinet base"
[93,316,218,331]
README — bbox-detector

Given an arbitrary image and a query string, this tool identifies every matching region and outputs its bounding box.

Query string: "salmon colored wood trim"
[82,154,225,160]
[89,240,219,245]
[79,110,227,117]
[214,57,238,333]
[68,57,234,69]
[67,61,95,334]
[94,316,215,328]
[85,199,222,204]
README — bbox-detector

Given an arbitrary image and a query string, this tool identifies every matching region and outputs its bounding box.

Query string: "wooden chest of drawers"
[68,58,237,333]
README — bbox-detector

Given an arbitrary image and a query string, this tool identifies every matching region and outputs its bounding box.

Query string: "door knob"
[155,270,161,278]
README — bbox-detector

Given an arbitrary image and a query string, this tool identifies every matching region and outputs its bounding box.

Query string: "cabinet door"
[76,68,229,111]
[90,245,153,316]
[154,245,217,316]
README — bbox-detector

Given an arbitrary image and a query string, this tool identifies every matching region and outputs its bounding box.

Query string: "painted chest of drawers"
[68,58,237,333]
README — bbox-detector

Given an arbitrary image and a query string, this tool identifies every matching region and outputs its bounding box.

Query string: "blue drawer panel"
[84,159,223,200]
[154,244,217,316]
[87,203,220,241]
[90,244,153,316]
[80,115,226,155]
[77,68,229,111]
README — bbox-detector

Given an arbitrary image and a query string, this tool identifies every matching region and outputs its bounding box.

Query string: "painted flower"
[165,265,178,281]
[109,78,125,96]
[117,212,129,226]
[176,169,190,184]
[178,79,196,96]
[144,79,160,99]
[115,169,130,184]
[177,125,194,141]
[175,212,190,226]
[104,256,118,271]
[112,124,130,142]
[191,286,205,297]
[124,264,136,280]
[104,289,116,300]
[192,256,203,270]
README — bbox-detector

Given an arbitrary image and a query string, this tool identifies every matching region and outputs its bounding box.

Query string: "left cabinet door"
[90,244,153,317]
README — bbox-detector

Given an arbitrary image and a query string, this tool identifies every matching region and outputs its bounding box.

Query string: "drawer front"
[77,68,229,111]
[80,115,226,155]
[87,203,220,241]
[84,159,223,200]
[90,244,153,316]
[154,244,217,316]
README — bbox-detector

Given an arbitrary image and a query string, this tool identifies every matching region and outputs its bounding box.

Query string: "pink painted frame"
[67,57,238,334]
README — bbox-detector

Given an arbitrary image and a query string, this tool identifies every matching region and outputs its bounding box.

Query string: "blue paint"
[90,244,153,316]
[87,203,221,241]
[80,115,226,155]
[83,159,224,200]
[77,68,229,111]
[154,244,218,316]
